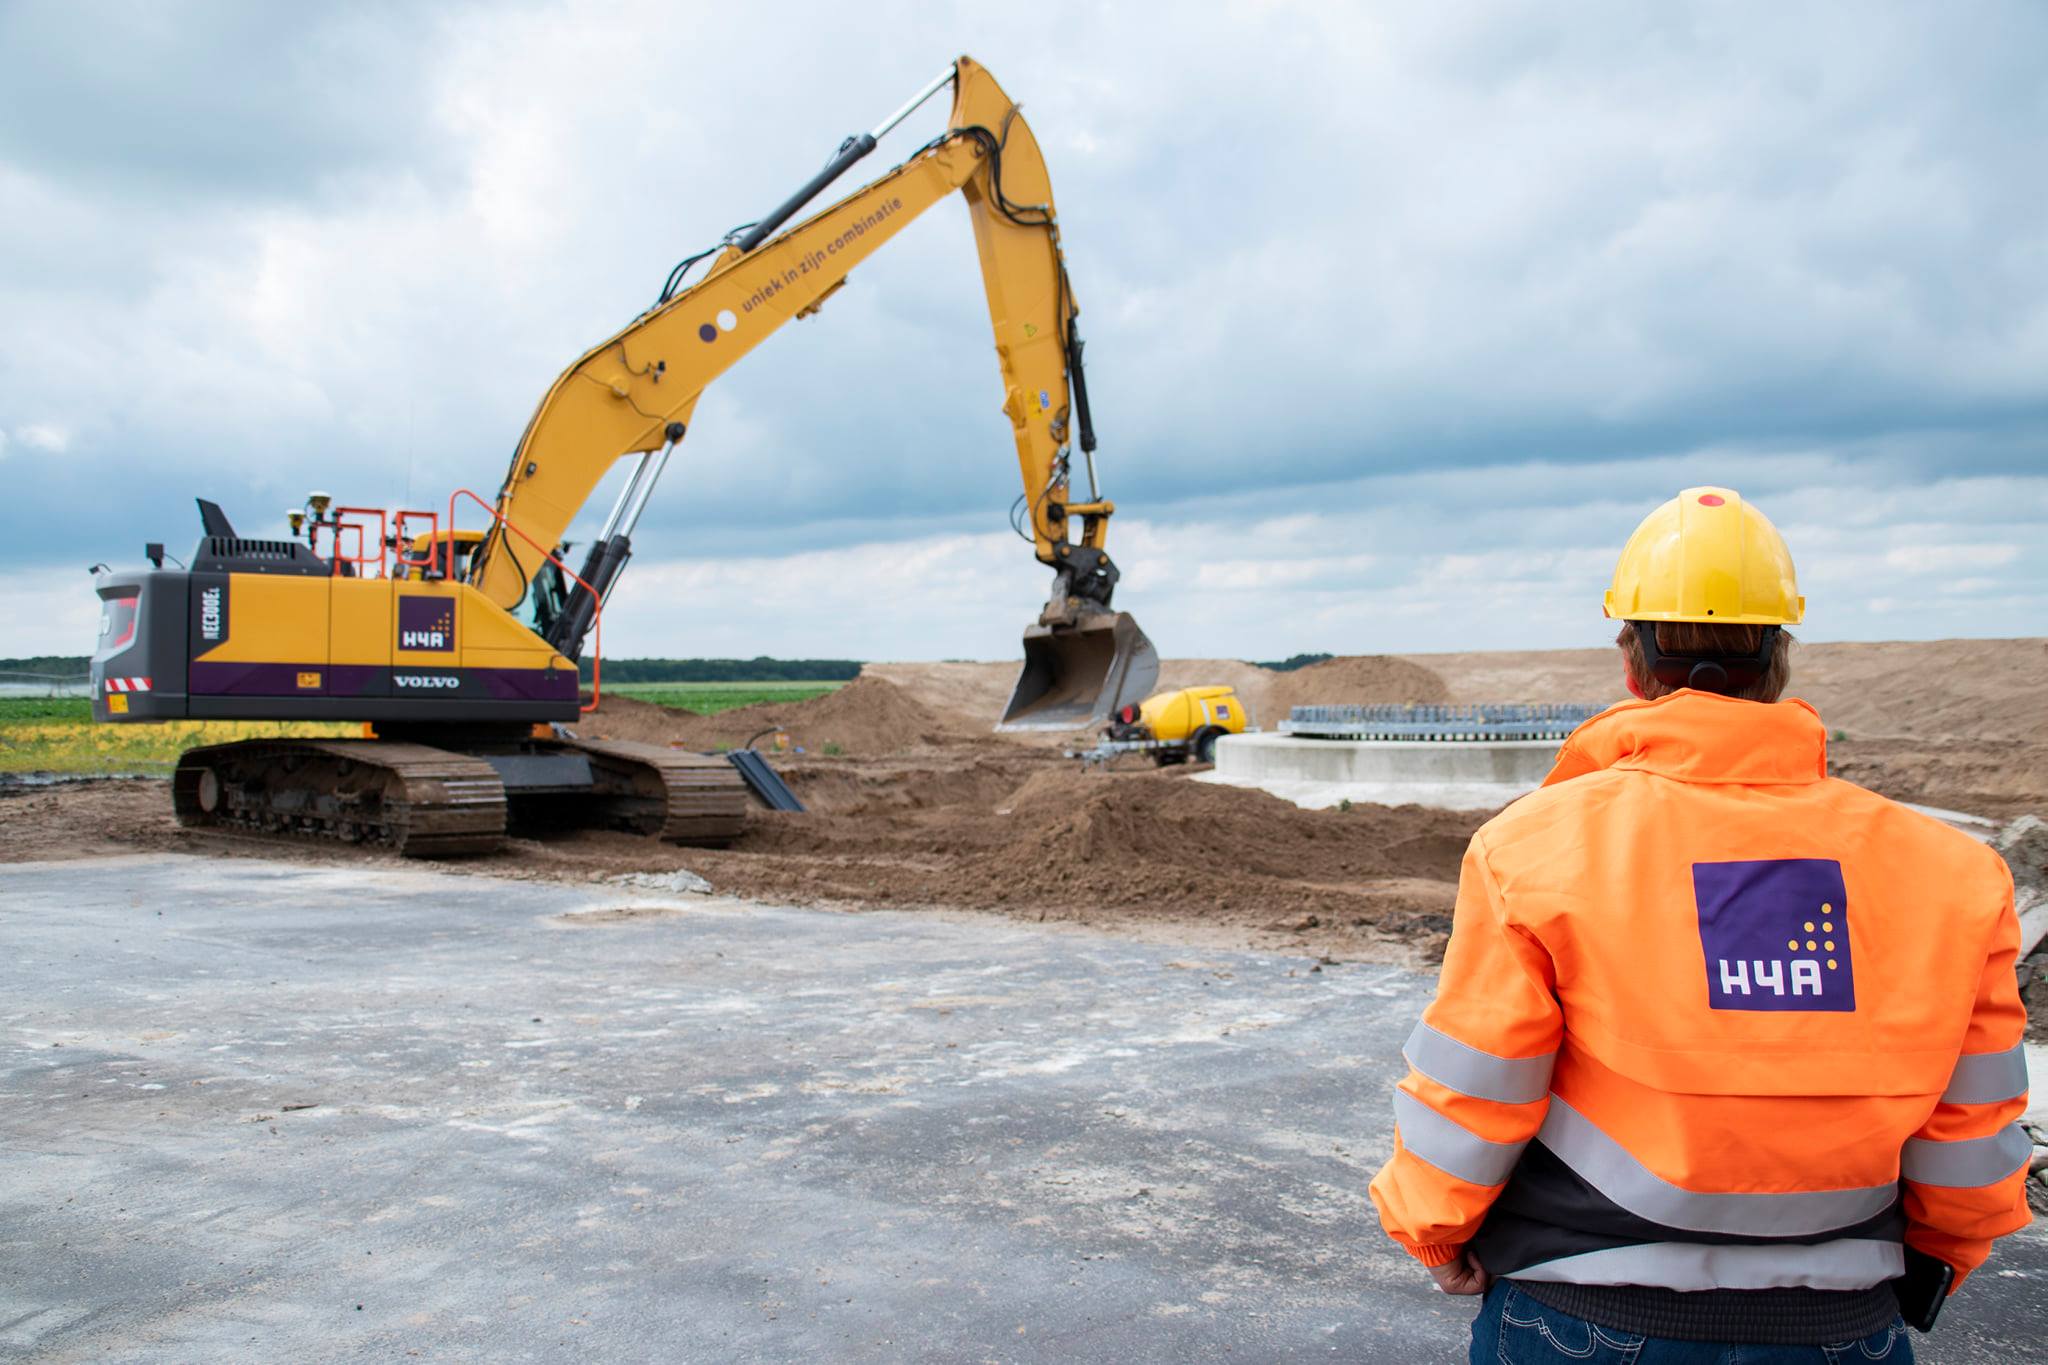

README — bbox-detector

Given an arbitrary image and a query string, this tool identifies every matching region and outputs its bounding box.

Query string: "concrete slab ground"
[1,856,2043,1364]
[1203,734,1560,812]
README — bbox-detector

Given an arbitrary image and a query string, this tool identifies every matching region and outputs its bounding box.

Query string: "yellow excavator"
[86,56,1158,856]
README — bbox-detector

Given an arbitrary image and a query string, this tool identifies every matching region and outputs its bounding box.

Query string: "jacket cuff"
[1408,1242,1463,1268]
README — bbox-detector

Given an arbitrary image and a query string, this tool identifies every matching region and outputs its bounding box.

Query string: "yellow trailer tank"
[1107,685,1247,764]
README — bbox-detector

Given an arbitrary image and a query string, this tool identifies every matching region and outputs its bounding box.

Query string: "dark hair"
[1617,622,1793,702]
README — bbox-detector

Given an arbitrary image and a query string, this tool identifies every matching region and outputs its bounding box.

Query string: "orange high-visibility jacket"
[1369,691,2031,1291]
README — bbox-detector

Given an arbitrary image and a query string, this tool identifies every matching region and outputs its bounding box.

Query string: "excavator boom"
[88,57,1154,861]
[466,57,1155,728]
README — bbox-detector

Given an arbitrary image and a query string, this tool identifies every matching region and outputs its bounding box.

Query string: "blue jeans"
[1472,1281,1913,1364]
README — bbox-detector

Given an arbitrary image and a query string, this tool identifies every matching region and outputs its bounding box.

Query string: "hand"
[1429,1249,1491,1296]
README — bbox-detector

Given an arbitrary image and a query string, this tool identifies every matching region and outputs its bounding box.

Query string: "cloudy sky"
[2,1,2043,662]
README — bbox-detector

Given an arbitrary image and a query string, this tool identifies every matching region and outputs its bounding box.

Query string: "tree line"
[0,655,863,683]
[1252,652,1334,673]
[0,656,89,677]
[576,657,863,682]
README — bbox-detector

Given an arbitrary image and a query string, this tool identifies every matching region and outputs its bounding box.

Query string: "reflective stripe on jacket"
[1367,690,2031,1290]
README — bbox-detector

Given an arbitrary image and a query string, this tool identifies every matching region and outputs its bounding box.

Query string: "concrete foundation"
[1200,731,1563,811]
[0,854,1493,1361]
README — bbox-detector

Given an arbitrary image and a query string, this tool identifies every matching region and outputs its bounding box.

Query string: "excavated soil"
[6,641,2042,968]
[717,765,1473,936]
[1265,655,1452,714]
[1829,738,2048,823]
[0,758,1477,964]
[578,675,980,754]
[1411,637,2048,745]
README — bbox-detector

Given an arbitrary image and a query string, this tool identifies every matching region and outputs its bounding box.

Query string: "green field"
[604,680,842,712]
[0,697,357,776]
[0,682,843,775]
[0,697,92,723]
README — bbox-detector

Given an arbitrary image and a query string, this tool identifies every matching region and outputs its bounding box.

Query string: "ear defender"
[1632,622,1779,696]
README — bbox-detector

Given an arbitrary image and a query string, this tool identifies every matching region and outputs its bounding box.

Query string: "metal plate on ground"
[1280,702,1604,742]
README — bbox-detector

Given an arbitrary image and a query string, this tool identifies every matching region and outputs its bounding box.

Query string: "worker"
[1368,487,2031,1362]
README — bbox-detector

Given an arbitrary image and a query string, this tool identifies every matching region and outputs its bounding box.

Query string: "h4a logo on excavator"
[397,596,455,652]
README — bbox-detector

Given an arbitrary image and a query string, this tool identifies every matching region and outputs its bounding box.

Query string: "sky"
[2,0,2043,662]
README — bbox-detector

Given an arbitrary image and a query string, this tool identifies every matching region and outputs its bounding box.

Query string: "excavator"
[86,56,1159,856]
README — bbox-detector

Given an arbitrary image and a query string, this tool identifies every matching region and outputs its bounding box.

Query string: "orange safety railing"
[446,488,603,714]
[392,510,441,577]
[313,507,390,578]
[311,508,453,581]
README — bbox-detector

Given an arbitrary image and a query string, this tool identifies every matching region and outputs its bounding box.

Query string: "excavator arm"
[465,56,1156,729]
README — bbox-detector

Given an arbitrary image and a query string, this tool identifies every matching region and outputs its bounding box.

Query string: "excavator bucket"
[998,612,1160,731]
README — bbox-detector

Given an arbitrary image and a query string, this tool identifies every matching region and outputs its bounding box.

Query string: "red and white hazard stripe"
[105,677,152,694]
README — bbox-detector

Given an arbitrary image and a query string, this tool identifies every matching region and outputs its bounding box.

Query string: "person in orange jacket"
[1369,487,2031,1363]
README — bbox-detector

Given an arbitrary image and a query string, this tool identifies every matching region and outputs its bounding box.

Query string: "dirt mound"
[861,661,1017,729]
[760,674,969,751]
[774,751,1053,816]
[871,654,1453,733]
[574,694,712,746]
[1409,638,2048,744]
[688,765,1484,958]
[986,767,1473,897]
[1829,738,2048,821]
[867,657,1293,736]
[580,676,970,754]
[1401,647,1622,707]
[1150,658,1285,723]
[18,638,2041,972]
[1267,656,1450,714]
[1784,639,2048,744]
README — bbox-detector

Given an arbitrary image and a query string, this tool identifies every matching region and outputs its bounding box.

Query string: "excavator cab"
[999,610,1159,731]
[399,528,485,580]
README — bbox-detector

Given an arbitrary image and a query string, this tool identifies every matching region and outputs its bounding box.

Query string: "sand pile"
[1411,638,2048,744]
[1780,639,2048,744]
[978,768,1473,905]
[1149,658,1288,722]
[870,654,1454,733]
[581,676,970,754]
[1829,738,2048,821]
[1267,656,1450,714]
[861,661,1017,728]
[754,674,968,751]
[769,752,1051,816]
[573,695,710,746]
[1401,648,1622,707]
[686,765,1483,956]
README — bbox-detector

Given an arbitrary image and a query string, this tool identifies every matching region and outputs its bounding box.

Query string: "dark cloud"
[1,1,2043,654]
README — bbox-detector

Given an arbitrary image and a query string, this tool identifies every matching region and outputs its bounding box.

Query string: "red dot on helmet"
[1698,493,1726,506]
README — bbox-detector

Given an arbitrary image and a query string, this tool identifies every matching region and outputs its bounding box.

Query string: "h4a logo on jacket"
[397,596,455,652]
[1693,858,1855,1012]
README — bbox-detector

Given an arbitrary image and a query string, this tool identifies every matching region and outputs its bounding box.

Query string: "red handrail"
[324,507,390,578]
[447,488,603,714]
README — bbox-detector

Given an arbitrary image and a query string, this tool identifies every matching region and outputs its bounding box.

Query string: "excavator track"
[172,740,507,857]
[556,738,749,846]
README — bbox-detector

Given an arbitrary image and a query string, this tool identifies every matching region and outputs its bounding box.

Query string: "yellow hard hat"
[1604,486,1804,625]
